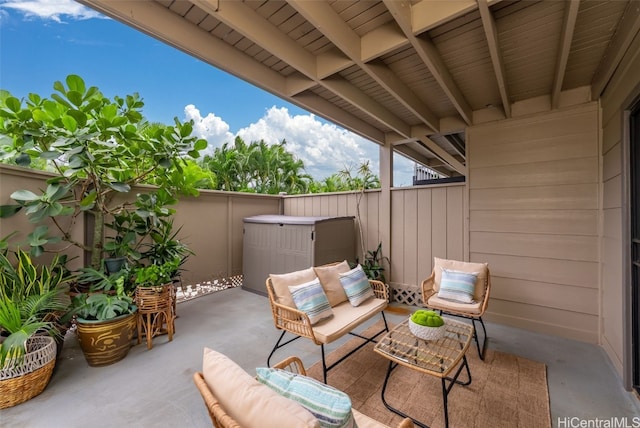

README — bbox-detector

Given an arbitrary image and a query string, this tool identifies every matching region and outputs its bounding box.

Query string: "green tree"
[0,75,208,268]
[201,137,311,194]
[308,161,380,193]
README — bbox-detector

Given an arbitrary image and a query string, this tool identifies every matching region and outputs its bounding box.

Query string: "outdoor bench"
[265,260,389,383]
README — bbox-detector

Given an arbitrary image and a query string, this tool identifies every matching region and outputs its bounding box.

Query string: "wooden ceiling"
[77,0,640,177]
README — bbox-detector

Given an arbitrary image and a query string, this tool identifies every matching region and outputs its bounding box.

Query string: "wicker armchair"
[421,257,491,359]
[193,354,414,428]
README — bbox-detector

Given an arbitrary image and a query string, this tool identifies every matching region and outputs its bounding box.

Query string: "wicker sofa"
[265,261,389,383]
[193,349,414,428]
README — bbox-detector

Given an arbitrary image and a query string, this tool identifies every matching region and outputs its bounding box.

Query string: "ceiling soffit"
[77,0,640,178]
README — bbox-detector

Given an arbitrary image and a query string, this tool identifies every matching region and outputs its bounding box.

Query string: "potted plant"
[141,218,193,277]
[132,258,180,349]
[133,257,180,291]
[0,249,73,408]
[408,309,445,341]
[103,210,139,274]
[0,249,73,356]
[68,271,138,367]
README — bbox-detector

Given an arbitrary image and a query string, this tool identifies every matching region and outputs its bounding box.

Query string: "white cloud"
[186,104,416,186]
[237,106,378,180]
[0,0,103,22]
[184,105,235,157]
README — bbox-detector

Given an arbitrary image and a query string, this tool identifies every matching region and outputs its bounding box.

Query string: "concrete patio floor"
[3,287,639,427]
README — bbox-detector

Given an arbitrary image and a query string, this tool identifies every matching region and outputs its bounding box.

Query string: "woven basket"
[0,335,57,409]
[408,318,445,341]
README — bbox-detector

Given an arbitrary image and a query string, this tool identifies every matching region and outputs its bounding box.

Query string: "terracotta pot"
[75,311,137,367]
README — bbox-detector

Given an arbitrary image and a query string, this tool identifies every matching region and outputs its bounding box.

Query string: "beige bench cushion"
[311,298,387,344]
[202,348,319,428]
[314,260,350,307]
[270,267,318,309]
[426,295,483,315]
[433,257,488,302]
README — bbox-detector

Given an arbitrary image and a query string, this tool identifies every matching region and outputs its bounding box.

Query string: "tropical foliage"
[0,75,208,268]
[0,249,73,366]
[200,137,312,194]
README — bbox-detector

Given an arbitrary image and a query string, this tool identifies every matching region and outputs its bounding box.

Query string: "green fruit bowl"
[408,318,446,341]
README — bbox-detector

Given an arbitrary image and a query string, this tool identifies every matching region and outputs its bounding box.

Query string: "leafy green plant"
[133,258,180,288]
[0,249,73,366]
[0,75,207,268]
[354,242,389,283]
[141,218,192,270]
[70,275,136,321]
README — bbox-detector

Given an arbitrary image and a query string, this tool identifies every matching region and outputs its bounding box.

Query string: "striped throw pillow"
[256,368,355,428]
[437,268,477,304]
[288,278,333,324]
[338,264,374,307]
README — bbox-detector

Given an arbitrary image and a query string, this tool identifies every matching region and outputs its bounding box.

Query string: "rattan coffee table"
[373,317,474,428]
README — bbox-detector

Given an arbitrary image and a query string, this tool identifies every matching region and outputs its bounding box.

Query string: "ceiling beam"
[412,0,478,34]
[287,0,439,133]
[384,0,474,125]
[408,127,467,175]
[76,0,384,145]
[591,1,640,98]
[361,22,410,62]
[393,144,453,177]
[551,0,580,109]
[477,0,511,118]
[196,0,411,138]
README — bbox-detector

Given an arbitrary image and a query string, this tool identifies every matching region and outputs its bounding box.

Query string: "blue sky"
[0,0,415,185]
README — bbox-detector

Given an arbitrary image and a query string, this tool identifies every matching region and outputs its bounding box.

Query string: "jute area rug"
[306,321,551,428]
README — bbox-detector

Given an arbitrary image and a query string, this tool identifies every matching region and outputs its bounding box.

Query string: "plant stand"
[0,336,57,409]
[135,283,175,350]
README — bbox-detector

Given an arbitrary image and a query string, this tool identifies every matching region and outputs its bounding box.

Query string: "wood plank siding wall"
[599,33,640,378]
[467,103,600,343]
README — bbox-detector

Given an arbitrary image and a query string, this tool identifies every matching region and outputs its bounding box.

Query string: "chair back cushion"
[202,348,319,428]
[270,267,318,308]
[433,257,489,302]
[314,261,350,307]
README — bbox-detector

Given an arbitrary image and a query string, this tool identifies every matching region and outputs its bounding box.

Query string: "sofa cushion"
[289,278,334,325]
[314,261,350,307]
[339,264,374,306]
[311,297,387,344]
[256,367,355,428]
[427,295,483,315]
[202,348,319,428]
[433,257,488,302]
[270,267,318,309]
[437,268,477,304]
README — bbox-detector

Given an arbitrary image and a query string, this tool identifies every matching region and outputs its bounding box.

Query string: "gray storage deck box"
[242,215,356,295]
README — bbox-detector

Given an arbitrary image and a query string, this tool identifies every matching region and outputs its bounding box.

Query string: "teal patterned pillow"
[437,268,477,303]
[256,367,356,428]
[339,264,374,306]
[288,278,333,324]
